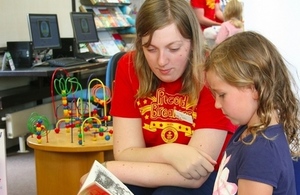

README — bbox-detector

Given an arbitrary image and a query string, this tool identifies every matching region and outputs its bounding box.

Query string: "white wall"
[243,0,300,89]
[0,0,73,48]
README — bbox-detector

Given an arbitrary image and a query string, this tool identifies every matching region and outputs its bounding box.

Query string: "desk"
[0,61,107,77]
[0,61,108,110]
[27,128,114,195]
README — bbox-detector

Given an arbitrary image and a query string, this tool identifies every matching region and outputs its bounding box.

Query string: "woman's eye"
[218,93,225,98]
[169,48,180,52]
[147,48,156,52]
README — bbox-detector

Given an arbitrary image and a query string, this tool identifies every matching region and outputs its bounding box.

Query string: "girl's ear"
[251,85,259,100]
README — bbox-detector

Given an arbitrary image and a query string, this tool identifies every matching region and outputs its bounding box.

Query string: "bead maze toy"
[27,68,113,145]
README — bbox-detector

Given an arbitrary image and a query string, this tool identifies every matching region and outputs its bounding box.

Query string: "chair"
[105,51,126,92]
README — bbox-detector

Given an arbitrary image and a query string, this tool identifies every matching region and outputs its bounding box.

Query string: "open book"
[78,160,134,195]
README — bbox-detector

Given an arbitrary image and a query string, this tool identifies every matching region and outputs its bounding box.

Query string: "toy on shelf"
[27,68,113,145]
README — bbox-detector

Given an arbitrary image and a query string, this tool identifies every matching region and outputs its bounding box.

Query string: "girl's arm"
[193,8,222,27]
[215,3,224,22]
[237,179,273,195]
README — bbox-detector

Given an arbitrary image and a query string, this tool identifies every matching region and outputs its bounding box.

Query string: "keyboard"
[47,57,87,67]
[75,52,104,61]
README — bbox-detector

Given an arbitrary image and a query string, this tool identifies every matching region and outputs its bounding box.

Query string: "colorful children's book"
[108,7,130,27]
[94,16,104,29]
[96,8,117,28]
[77,160,134,195]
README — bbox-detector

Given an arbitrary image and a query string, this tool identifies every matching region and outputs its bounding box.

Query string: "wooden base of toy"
[27,128,113,195]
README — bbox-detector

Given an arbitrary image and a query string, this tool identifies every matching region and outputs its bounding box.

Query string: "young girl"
[205,31,300,194]
[215,0,243,45]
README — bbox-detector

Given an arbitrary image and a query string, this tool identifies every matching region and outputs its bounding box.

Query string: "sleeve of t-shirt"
[109,52,140,118]
[194,86,236,132]
[191,0,220,8]
[190,0,206,8]
[236,138,283,188]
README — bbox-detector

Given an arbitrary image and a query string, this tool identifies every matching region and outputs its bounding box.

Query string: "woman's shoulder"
[117,51,136,73]
[116,50,139,86]
[118,51,135,66]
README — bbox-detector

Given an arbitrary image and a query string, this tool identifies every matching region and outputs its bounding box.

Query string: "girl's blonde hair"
[223,0,244,29]
[205,31,300,158]
[134,0,205,106]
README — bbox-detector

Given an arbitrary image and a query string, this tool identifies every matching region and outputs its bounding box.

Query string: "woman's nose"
[214,97,222,109]
[157,51,169,67]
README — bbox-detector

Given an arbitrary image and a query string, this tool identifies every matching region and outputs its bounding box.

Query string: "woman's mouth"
[159,68,171,75]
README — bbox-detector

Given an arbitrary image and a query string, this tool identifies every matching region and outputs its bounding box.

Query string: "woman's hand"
[80,173,88,186]
[164,144,216,180]
[163,129,228,180]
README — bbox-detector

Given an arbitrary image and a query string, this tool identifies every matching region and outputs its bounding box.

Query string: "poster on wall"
[0,129,7,195]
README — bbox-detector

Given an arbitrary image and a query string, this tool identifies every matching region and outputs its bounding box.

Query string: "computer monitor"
[70,12,99,44]
[28,13,61,50]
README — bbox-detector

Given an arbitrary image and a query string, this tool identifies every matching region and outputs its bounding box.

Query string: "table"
[0,60,108,77]
[0,61,108,110]
[27,127,114,195]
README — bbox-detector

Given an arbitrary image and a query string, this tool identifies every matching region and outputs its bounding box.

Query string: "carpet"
[6,146,36,195]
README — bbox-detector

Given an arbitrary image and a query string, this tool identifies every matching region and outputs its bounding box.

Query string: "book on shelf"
[100,39,121,56]
[106,0,120,3]
[108,7,131,27]
[96,7,118,28]
[94,16,104,28]
[80,5,131,28]
[87,31,123,56]
[77,160,134,195]
[114,39,125,51]
[88,42,108,56]
[89,0,107,5]
[111,33,126,51]
[119,0,131,3]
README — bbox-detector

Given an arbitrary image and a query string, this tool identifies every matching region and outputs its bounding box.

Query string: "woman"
[83,0,236,194]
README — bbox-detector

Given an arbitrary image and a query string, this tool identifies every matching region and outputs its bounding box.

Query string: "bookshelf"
[79,0,136,56]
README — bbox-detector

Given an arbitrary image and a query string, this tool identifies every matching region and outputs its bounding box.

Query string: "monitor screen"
[28,14,61,50]
[70,12,99,44]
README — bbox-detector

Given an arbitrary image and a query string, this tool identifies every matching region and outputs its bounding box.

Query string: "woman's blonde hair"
[223,0,244,28]
[134,0,205,106]
[204,31,300,158]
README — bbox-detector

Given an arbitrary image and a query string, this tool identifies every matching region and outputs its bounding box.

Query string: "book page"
[78,160,133,195]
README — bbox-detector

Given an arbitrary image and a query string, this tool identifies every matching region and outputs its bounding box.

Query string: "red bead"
[55,128,60,133]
